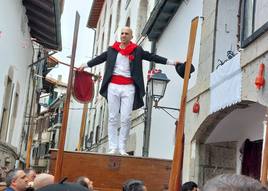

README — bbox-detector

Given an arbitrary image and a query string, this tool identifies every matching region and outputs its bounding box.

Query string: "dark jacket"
[4,187,15,191]
[87,46,169,110]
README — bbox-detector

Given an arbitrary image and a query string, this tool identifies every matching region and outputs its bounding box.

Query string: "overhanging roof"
[142,0,182,41]
[87,0,105,28]
[23,0,63,50]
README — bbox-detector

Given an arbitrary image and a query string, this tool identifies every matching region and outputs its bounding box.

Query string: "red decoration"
[147,69,161,80]
[255,63,265,89]
[73,71,94,103]
[128,55,135,61]
[193,97,200,113]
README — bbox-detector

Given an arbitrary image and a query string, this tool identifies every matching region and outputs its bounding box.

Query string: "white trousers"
[107,83,135,151]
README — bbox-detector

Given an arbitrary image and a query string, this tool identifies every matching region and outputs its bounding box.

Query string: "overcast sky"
[48,0,95,83]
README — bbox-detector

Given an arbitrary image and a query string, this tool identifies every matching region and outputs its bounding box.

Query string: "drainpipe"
[143,41,156,157]
[211,0,219,71]
[17,43,36,167]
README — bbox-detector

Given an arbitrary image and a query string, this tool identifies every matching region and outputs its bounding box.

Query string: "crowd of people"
[0,167,267,191]
[0,168,94,191]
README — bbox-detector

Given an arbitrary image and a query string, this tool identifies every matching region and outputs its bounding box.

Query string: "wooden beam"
[77,103,88,151]
[168,17,199,191]
[25,127,33,168]
[54,12,80,182]
[260,108,268,184]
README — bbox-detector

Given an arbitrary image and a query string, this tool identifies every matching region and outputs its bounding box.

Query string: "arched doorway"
[192,101,266,185]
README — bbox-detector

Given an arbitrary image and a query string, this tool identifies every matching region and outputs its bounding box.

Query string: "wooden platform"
[49,150,172,191]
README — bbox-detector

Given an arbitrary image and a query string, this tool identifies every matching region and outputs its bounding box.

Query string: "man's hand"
[175,60,185,65]
[77,63,88,72]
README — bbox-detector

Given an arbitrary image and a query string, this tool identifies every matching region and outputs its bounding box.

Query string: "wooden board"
[49,150,172,191]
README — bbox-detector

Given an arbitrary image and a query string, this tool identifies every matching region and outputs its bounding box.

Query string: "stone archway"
[191,101,266,185]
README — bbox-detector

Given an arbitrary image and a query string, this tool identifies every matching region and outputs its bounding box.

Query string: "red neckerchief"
[112,41,137,56]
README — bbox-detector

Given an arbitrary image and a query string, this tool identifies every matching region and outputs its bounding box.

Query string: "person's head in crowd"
[24,169,36,188]
[122,179,147,191]
[182,181,198,191]
[24,169,36,182]
[76,176,93,191]
[33,173,54,190]
[5,169,29,191]
[202,174,268,191]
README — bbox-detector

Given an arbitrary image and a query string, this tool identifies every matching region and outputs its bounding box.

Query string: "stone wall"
[198,142,236,185]
[0,142,17,181]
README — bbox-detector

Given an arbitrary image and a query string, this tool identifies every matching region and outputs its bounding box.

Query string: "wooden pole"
[54,12,80,182]
[77,103,88,151]
[260,108,268,185]
[25,126,33,168]
[168,17,199,191]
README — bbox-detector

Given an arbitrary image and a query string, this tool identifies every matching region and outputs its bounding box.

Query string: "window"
[136,0,148,39]
[92,111,97,142]
[115,0,121,30]
[98,107,103,128]
[95,125,100,143]
[126,17,130,27]
[96,21,100,43]
[98,107,104,138]
[125,0,131,9]
[102,4,107,26]
[0,77,14,141]
[242,0,255,40]
[107,15,112,47]
[241,0,268,47]
[7,92,19,143]
[101,32,105,52]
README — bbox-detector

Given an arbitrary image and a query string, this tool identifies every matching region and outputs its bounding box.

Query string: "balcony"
[38,158,48,167]
[33,134,39,143]
[41,132,50,143]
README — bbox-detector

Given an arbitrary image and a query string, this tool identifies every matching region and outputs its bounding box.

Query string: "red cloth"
[73,71,94,103]
[112,41,137,60]
[111,75,134,84]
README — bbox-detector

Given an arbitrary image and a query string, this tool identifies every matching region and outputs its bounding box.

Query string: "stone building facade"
[182,0,268,184]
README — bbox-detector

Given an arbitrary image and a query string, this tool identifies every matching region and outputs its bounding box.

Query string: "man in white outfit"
[79,27,184,155]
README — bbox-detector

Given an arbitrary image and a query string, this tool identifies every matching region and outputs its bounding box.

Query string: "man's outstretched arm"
[141,49,183,66]
[78,51,108,71]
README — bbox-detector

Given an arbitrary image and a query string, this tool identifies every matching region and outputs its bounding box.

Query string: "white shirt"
[112,52,176,78]
[113,53,131,77]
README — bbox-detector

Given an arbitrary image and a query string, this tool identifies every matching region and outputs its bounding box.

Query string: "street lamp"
[148,71,170,106]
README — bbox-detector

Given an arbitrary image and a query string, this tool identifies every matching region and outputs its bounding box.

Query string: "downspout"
[17,44,36,167]
[211,0,219,71]
[143,41,156,157]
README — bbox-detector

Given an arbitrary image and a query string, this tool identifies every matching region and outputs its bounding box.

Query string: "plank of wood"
[54,12,80,182]
[168,17,199,191]
[77,103,88,151]
[260,108,268,184]
[49,150,171,191]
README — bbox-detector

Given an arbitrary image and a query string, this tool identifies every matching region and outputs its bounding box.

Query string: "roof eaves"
[87,0,105,28]
[142,0,182,41]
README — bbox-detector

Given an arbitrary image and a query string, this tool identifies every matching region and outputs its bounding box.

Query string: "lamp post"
[143,71,173,156]
[148,71,170,106]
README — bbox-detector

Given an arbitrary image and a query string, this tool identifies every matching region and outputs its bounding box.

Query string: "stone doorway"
[192,101,266,185]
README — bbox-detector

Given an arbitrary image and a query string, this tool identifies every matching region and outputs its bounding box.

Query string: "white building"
[0,0,63,172]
